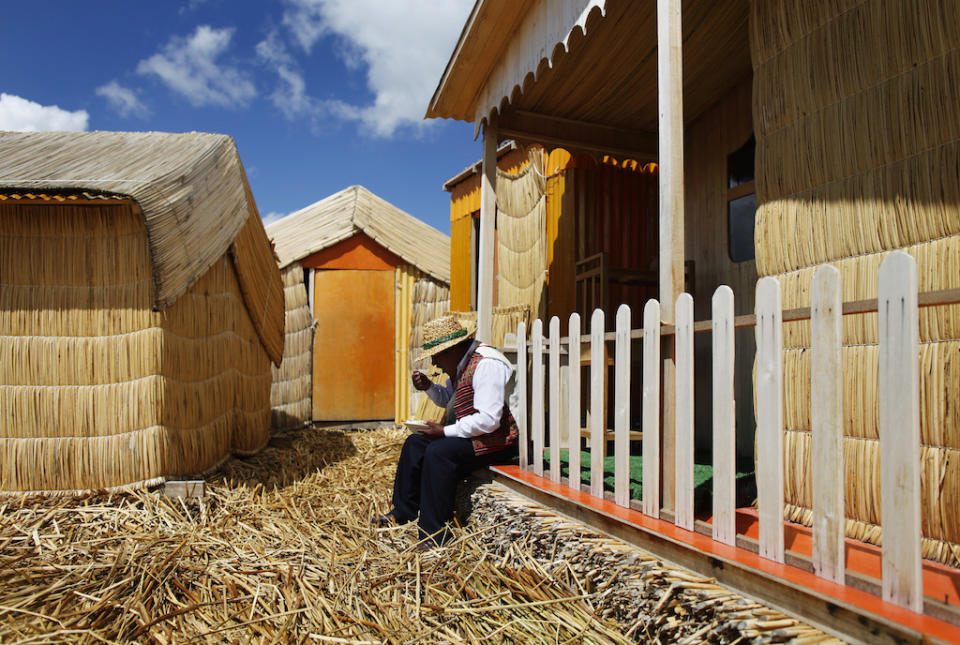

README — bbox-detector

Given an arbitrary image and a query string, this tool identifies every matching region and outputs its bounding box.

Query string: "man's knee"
[423,438,463,467]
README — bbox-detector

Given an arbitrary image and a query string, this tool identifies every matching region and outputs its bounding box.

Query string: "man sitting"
[374,316,519,547]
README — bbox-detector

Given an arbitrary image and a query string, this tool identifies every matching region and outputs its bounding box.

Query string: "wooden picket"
[549,316,561,483]
[811,266,845,584]
[568,313,582,491]
[614,304,632,507]
[642,299,661,518]
[507,252,941,617]
[711,286,736,546]
[675,293,695,530]
[516,321,528,470]
[878,252,922,612]
[590,309,605,498]
[531,319,545,477]
[756,277,784,563]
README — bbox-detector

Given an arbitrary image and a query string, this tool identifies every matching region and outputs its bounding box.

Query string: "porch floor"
[490,464,960,644]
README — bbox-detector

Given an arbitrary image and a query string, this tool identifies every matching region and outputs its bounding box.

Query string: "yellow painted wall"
[448,148,528,312]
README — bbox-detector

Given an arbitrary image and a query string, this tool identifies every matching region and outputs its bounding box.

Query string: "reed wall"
[0,200,272,493]
[409,272,450,421]
[751,0,960,565]
[270,263,313,430]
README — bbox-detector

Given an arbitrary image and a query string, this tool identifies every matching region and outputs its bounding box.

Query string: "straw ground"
[0,426,837,643]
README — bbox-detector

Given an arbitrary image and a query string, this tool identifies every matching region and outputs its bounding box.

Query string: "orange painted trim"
[727,507,960,607]
[300,232,401,271]
[491,465,960,643]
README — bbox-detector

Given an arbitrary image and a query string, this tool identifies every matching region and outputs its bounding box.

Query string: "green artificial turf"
[542,449,755,509]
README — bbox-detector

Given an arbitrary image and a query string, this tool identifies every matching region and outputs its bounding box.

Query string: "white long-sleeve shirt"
[424,347,513,439]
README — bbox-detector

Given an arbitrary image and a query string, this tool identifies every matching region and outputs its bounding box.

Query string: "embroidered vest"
[453,349,519,456]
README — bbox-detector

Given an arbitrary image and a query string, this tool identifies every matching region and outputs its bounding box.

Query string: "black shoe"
[372,511,408,527]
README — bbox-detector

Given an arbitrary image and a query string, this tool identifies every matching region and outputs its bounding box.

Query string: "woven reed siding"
[751,0,960,565]
[270,263,314,430]
[0,201,271,494]
[409,272,451,421]
[230,176,285,365]
[0,131,252,309]
[496,150,548,320]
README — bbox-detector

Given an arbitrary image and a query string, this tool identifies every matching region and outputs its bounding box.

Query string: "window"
[727,135,756,262]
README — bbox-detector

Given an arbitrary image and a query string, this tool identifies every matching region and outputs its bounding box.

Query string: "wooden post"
[307,268,315,319]
[657,0,685,512]
[712,286,736,545]
[756,277,784,563]
[568,313,582,492]
[549,316,561,483]
[674,293,694,530]
[590,309,605,498]
[477,122,498,343]
[878,252,922,612]
[642,300,661,518]
[811,266,845,584]
[516,322,528,470]
[615,304,632,507]
[531,319,545,477]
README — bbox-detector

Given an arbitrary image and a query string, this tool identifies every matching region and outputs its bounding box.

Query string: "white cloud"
[137,25,256,108]
[256,30,316,121]
[277,0,473,138]
[96,81,149,118]
[0,93,89,132]
[261,211,287,227]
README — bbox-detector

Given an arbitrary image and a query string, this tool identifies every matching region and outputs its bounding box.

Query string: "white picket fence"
[512,251,924,612]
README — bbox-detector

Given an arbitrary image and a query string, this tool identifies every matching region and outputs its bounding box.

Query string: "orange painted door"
[312,269,395,421]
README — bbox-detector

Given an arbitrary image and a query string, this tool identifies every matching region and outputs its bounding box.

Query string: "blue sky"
[0,0,481,235]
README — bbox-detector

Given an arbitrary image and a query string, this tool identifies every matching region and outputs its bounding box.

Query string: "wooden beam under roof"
[497,109,658,161]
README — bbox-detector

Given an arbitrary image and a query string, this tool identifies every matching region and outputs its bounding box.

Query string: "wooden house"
[0,131,284,494]
[426,0,960,636]
[267,186,450,424]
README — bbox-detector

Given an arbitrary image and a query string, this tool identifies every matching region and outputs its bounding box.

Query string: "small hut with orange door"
[267,186,450,424]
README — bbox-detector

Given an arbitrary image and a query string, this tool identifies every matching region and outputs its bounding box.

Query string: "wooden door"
[312,269,395,421]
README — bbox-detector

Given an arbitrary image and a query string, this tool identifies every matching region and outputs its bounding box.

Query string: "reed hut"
[427,0,960,567]
[267,186,449,424]
[0,130,284,494]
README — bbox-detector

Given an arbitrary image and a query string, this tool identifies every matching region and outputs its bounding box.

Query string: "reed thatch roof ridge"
[266,185,451,283]
[0,130,254,309]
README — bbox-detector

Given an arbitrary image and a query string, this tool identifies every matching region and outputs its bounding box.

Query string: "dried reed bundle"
[752,0,960,565]
[496,149,548,319]
[471,487,840,644]
[271,263,314,430]
[0,426,833,644]
[0,201,272,494]
[408,274,450,421]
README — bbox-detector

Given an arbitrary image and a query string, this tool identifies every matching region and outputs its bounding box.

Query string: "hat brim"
[417,321,477,362]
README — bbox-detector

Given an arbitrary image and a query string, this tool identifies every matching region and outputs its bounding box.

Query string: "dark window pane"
[728,193,756,262]
[728,134,756,188]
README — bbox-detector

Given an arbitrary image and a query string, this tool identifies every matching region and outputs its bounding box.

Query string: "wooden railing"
[509,251,960,613]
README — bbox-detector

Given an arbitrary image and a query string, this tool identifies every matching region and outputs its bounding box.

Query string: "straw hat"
[419,315,476,360]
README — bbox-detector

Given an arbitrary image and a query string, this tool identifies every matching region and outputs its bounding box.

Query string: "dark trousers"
[391,433,516,544]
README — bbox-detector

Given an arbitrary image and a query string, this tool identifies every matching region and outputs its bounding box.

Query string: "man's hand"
[421,421,445,438]
[412,370,432,391]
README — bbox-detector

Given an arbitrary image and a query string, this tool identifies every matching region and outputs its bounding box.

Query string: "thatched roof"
[0,130,284,364]
[0,130,255,308]
[267,185,450,283]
